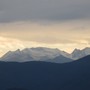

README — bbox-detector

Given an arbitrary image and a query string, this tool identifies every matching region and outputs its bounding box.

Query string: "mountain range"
[0,55,90,90]
[0,47,90,63]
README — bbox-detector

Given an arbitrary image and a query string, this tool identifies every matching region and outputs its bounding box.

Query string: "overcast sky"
[0,0,90,56]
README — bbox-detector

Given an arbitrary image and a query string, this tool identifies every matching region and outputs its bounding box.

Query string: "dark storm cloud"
[0,0,90,23]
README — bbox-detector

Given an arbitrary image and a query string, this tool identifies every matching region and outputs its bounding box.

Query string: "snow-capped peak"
[71,47,90,60]
[1,47,90,62]
[1,47,70,62]
[21,47,62,60]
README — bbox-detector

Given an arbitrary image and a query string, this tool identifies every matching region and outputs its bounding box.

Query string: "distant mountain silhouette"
[0,47,72,63]
[1,47,90,63]
[46,55,73,63]
[0,55,90,90]
[71,47,90,60]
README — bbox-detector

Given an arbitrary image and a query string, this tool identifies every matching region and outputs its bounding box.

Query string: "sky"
[0,0,90,56]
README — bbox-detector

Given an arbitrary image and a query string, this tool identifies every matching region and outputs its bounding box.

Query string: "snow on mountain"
[22,47,61,60]
[71,47,90,60]
[1,49,34,62]
[1,47,90,62]
[0,47,71,62]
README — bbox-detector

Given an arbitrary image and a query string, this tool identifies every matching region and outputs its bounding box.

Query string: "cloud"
[0,21,90,44]
[0,35,90,56]
[0,0,90,56]
[0,0,90,23]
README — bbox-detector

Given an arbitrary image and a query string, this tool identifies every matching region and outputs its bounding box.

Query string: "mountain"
[1,47,90,63]
[71,47,90,60]
[46,55,72,63]
[0,55,90,90]
[0,49,34,62]
[0,47,72,63]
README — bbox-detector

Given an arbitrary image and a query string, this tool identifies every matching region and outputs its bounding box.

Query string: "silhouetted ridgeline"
[0,55,90,90]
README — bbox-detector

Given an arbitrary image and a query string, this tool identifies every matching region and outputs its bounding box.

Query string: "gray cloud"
[0,0,90,23]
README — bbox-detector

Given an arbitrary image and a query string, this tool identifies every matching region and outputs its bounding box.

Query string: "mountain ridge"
[0,55,90,90]
[0,47,72,63]
[1,47,90,63]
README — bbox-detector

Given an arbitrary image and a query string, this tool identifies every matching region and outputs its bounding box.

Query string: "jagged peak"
[71,48,81,54]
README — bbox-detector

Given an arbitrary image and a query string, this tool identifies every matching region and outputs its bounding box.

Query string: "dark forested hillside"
[0,55,90,90]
